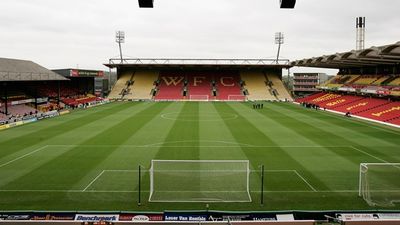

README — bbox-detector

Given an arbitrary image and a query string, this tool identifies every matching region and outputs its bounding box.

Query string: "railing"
[107,58,290,66]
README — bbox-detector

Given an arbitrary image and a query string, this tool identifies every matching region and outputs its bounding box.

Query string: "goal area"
[149,160,251,202]
[189,95,209,101]
[359,163,400,207]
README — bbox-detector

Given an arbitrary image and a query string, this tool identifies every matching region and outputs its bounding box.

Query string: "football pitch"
[0,101,399,211]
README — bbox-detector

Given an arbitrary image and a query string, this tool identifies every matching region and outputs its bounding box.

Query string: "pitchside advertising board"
[336,213,400,221]
[118,214,163,222]
[74,214,163,222]
[164,212,277,221]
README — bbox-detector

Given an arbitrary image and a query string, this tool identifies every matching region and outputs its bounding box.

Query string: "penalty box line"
[47,144,352,148]
[0,145,49,169]
[81,169,317,192]
[82,170,137,192]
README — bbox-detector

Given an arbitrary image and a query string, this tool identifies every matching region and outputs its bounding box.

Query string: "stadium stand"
[304,92,342,105]
[214,72,245,101]
[388,76,400,86]
[108,72,133,99]
[357,101,400,122]
[318,95,365,109]
[371,75,391,85]
[154,72,185,100]
[266,74,293,101]
[240,71,276,101]
[62,95,99,107]
[4,104,36,116]
[334,97,391,114]
[339,75,360,84]
[296,91,400,126]
[352,75,378,85]
[125,71,158,100]
[388,117,400,125]
[295,92,326,103]
[37,84,80,98]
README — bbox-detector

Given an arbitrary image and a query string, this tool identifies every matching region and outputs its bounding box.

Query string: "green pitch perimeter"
[0,101,399,211]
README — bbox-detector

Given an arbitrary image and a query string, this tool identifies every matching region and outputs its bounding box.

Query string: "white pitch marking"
[0,145,48,168]
[0,189,399,193]
[293,170,317,192]
[350,146,391,164]
[45,144,351,148]
[82,170,105,192]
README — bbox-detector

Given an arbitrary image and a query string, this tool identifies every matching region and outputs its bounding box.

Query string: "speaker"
[138,0,153,8]
[280,0,296,8]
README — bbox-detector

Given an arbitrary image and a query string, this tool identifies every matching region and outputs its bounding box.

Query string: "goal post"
[228,95,246,101]
[149,160,251,202]
[359,163,400,207]
[189,95,209,101]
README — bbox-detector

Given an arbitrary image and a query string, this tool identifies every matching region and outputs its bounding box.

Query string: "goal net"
[149,160,251,202]
[359,163,400,207]
[189,95,209,101]
[228,95,246,101]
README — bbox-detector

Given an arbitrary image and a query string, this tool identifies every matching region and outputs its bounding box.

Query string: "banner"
[0,214,31,220]
[164,212,207,221]
[377,213,400,219]
[164,212,277,222]
[74,214,119,222]
[118,214,163,222]
[31,213,75,221]
[337,213,377,221]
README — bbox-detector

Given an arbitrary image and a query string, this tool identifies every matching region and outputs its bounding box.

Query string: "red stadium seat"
[154,72,185,100]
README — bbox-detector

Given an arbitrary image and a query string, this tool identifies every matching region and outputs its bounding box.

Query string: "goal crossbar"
[228,95,246,101]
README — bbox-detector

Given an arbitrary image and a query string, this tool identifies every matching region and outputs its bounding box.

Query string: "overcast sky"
[0,0,399,75]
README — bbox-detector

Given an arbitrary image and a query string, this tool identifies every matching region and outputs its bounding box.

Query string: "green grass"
[0,101,399,211]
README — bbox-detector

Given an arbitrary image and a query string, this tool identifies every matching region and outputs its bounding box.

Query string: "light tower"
[115,31,125,63]
[356,17,366,50]
[275,32,284,64]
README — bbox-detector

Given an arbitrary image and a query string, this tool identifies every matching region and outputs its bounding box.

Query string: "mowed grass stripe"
[250,103,369,189]
[0,102,144,170]
[143,102,201,201]
[0,103,152,188]
[152,102,200,160]
[1,102,171,191]
[81,102,187,194]
[198,103,250,159]
[279,103,400,139]
[268,103,399,163]
[0,103,119,143]
[214,102,329,191]
[256,103,367,164]
[0,102,134,160]
[0,102,399,211]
